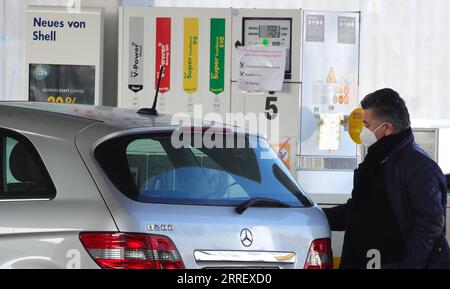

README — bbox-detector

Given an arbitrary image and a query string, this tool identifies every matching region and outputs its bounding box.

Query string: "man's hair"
[361,88,411,131]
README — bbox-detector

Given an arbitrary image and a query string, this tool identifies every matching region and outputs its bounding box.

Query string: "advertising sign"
[29,63,95,104]
[26,6,103,105]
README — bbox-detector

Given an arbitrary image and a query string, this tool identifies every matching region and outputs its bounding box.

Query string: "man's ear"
[385,123,396,136]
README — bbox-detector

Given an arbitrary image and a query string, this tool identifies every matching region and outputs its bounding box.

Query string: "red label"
[155,18,171,93]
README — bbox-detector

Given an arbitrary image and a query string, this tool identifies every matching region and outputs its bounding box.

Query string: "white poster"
[319,113,341,151]
[237,46,286,92]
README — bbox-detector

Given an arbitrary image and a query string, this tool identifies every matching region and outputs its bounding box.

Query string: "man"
[323,88,450,269]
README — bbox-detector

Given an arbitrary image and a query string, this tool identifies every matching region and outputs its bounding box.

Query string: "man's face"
[362,108,395,141]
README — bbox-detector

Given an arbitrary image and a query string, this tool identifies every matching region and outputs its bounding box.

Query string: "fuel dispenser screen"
[243,18,292,78]
[258,25,281,38]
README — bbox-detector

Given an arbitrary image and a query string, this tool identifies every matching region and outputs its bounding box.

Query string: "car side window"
[189,148,249,199]
[0,131,56,200]
[127,139,176,192]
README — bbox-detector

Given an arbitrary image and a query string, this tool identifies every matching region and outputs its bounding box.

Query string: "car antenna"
[137,65,164,117]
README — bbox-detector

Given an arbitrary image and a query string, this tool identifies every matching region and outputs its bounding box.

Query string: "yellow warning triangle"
[326,67,337,83]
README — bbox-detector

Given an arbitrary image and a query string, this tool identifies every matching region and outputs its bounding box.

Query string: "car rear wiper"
[235,197,291,215]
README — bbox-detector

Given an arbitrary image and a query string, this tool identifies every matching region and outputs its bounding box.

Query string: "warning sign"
[331,84,351,106]
[272,138,291,169]
[326,67,336,83]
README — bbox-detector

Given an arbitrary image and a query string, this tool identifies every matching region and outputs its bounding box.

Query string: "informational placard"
[338,16,356,44]
[128,17,144,94]
[183,18,199,94]
[305,15,325,42]
[236,46,286,92]
[209,18,225,95]
[155,17,171,93]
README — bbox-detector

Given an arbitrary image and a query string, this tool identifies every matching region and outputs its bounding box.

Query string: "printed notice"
[319,113,341,151]
[237,46,286,92]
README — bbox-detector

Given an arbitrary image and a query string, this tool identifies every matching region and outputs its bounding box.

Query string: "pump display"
[242,17,292,78]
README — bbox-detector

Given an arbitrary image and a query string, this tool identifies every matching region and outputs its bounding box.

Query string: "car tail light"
[79,232,184,269]
[304,238,333,269]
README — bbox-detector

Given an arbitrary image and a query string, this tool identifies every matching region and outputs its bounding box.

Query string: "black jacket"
[324,131,450,269]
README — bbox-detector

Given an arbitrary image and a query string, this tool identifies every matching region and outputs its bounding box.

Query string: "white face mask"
[360,123,386,148]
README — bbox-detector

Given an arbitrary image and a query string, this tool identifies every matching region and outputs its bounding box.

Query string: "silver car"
[0,102,331,269]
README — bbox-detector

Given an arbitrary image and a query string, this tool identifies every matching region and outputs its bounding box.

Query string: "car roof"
[0,102,252,140]
[0,101,175,124]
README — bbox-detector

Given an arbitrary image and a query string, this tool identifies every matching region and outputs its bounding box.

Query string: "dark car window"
[95,132,312,207]
[0,129,56,200]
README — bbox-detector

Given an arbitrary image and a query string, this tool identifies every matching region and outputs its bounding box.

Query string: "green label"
[209,18,225,95]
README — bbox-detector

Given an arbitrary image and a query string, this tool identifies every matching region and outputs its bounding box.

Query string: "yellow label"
[183,18,199,94]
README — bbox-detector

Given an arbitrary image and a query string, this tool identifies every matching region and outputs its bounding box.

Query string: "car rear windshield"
[94,131,312,207]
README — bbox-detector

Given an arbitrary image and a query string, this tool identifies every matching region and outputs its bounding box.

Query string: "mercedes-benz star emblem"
[240,228,253,247]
